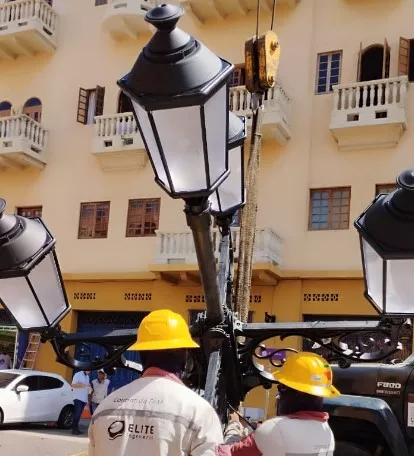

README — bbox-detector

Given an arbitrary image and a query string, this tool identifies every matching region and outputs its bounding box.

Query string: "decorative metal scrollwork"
[235,318,410,397]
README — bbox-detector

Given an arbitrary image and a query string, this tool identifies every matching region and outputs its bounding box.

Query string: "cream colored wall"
[0,0,413,275]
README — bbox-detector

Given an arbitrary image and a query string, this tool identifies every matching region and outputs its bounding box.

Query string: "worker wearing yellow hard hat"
[223,352,340,456]
[128,308,200,351]
[273,351,340,399]
[87,309,226,456]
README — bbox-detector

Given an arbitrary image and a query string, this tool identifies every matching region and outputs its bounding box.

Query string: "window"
[95,0,107,4]
[0,101,11,118]
[38,376,63,390]
[0,372,19,388]
[16,206,42,218]
[316,51,342,94]
[376,183,397,195]
[118,91,134,114]
[23,98,42,123]
[309,187,351,231]
[126,198,160,237]
[78,202,110,239]
[398,37,414,82]
[229,65,246,88]
[15,375,40,391]
[358,40,390,82]
[76,86,105,125]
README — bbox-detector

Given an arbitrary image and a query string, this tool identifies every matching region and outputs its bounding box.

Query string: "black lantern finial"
[144,3,183,29]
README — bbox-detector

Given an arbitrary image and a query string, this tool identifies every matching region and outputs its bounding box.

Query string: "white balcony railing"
[230,84,290,118]
[0,114,47,168]
[154,227,284,267]
[0,114,47,151]
[93,112,147,170]
[330,76,409,150]
[0,0,57,31]
[229,84,291,144]
[0,0,58,54]
[332,76,408,119]
[95,112,139,139]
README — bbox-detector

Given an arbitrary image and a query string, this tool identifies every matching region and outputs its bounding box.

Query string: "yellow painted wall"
[36,276,373,416]
[1,0,414,275]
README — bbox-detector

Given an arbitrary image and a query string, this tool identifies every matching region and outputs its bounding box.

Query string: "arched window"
[23,98,42,122]
[117,91,133,114]
[360,45,388,82]
[0,101,12,118]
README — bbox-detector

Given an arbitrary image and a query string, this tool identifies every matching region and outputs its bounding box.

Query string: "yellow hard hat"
[273,351,340,398]
[129,309,199,351]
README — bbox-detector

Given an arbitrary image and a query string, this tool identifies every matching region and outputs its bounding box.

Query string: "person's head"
[84,370,91,375]
[98,370,106,381]
[273,352,340,416]
[130,309,199,377]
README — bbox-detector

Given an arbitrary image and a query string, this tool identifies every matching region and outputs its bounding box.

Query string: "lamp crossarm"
[48,328,138,373]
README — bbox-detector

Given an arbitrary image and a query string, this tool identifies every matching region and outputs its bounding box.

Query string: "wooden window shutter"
[382,38,390,79]
[95,86,105,117]
[398,37,410,76]
[357,42,363,82]
[76,88,89,125]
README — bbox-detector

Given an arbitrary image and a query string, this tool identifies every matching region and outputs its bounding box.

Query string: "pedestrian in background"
[71,369,91,435]
[90,369,110,415]
[0,347,12,370]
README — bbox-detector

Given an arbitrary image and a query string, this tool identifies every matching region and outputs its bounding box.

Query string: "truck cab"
[324,355,414,455]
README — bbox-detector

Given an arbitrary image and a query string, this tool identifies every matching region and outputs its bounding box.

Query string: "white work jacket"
[217,411,335,456]
[88,367,224,456]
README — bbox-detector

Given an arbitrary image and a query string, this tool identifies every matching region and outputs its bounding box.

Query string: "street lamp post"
[0,2,408,425]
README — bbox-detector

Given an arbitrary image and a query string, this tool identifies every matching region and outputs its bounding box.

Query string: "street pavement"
[0,419,90,456]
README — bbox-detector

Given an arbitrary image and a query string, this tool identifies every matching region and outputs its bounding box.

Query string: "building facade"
[0,0,413,416]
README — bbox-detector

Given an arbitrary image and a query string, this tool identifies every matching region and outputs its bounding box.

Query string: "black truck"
[324,355,414,456]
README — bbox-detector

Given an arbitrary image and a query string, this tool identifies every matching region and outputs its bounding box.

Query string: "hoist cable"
[271,0,276,30]
[256,0,260,38]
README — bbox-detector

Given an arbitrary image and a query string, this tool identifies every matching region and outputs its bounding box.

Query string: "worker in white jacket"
[88,309,225,456]
[218,352,340,456]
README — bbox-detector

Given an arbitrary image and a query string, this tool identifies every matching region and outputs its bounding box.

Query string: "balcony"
[330,76,409,151]
[102,0,157,40]
[0,114,47,169]
[0,0,58,60]
[230,84,291,145]
[151,227,284,285]
[181,0,300,22]
[93,112,148,171]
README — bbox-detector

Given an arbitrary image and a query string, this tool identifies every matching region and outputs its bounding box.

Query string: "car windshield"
[0,373,20,388]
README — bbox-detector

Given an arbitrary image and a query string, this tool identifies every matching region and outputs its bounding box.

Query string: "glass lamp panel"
[210,146,242,213]
[362,239,384,312]
[204,85,228,184]
[132,101,170,191]
[28,252,68,325]
[0,277,47,329]
[153,106,206,193]
[385,259,414,314]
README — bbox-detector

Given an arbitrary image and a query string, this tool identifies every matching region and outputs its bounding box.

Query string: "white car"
[0,370,74,428]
